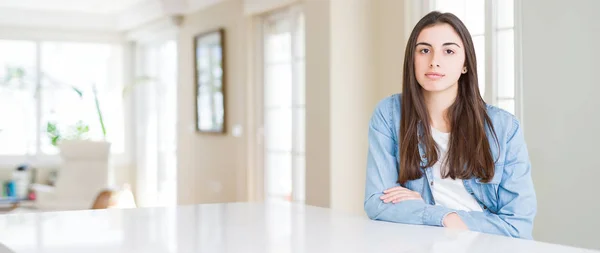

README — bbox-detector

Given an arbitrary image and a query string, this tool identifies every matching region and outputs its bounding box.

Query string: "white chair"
[33,140,112,211]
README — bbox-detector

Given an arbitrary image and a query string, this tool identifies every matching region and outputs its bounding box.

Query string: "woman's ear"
[462,67,467,74]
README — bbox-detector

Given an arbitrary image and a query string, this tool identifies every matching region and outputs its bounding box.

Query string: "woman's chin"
[420,84,450,93]
[418,81,456,93]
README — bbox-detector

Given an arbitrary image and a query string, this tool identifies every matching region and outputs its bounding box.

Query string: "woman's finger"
[382,190,422,203]
[380,189,409,200]
[383,186,411,194]
[382,192,415,203]
[389,192,421,202]
[383,186,408,194]
[391,195,422,203]
[380,187,414,200]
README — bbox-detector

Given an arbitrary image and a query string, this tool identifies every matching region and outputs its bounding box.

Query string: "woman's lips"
[425,72,445,80]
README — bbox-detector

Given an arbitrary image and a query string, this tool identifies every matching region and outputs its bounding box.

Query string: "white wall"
[304,0,332,208]
[170,0,406,214]
[375,0,405,98]
[329,0,378,214]
[304,0,406,215]
[521,0,600,250]
[177,0,249,205]
[174,0,400,209]
[243,0,298,15]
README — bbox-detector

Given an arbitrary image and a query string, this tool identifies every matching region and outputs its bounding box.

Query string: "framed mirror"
[194,28,226,134]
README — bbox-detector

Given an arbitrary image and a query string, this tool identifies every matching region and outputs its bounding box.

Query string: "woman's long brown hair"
[399,11,499,185]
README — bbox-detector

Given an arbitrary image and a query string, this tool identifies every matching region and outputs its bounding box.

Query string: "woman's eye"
[419,48,430,54]
[445,49,455,54]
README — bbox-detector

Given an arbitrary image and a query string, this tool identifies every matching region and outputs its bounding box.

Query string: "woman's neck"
[423,88,457,133]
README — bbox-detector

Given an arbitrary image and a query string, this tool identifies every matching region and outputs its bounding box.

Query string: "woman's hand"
[380,186,423,203]
[443,213,469,230]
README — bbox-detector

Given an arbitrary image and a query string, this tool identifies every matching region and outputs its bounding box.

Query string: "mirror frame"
[194,28,227,134]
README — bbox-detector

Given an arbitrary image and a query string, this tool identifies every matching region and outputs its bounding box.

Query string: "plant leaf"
[92,83,107,139]
[51,136,60,146]
[46,122,57,133]
[71,86,83,98]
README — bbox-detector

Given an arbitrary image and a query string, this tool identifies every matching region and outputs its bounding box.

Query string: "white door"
[261,6,306,203]
[133,40,178,207]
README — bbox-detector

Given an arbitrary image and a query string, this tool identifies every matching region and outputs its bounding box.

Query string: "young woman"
[364,11,537,239]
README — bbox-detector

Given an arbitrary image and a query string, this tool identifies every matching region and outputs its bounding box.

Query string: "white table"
[0,202,596,253]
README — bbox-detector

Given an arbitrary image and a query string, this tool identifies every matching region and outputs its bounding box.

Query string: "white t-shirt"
[430,127,483,212]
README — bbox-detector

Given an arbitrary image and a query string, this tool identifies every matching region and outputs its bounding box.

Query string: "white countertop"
[0,202,596,253]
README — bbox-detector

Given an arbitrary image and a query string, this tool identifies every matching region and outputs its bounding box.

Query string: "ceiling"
[0,0,147,14]
[0,0,225,32]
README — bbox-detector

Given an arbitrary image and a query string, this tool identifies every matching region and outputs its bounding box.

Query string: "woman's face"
[414,23,466,94]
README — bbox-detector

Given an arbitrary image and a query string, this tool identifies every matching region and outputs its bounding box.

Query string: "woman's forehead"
[416,23,463,47]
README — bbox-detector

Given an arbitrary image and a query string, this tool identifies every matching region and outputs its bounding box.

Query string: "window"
[0,40,37,156]
[133,40,178,207]
[0,40,124,157]
[430,0,518,117]
[262,7,305,203]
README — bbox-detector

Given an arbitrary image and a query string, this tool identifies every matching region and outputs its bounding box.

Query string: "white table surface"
[0,202,596,253]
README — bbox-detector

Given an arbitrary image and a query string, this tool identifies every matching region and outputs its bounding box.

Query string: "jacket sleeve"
[364,97,537,239]
[364,97,455,227]
[455,118,537,239]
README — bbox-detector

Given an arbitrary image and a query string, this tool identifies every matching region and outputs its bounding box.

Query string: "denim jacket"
[364,94,537,239]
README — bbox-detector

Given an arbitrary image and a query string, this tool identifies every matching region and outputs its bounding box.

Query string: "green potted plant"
[1,65,111,156]
[46,83,108,147]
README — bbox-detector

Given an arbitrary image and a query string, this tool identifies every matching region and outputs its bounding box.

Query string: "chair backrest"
[53,140,112,208]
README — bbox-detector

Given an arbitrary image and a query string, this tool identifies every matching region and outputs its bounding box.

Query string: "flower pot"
[42,140,113,210]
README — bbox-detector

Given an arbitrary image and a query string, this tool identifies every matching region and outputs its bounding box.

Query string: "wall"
[173,0,406,215]
[243,0,298,15]
[304,0,406,215]
[304,0,332,208]
[177,0,249,205]
[521,0,600,250]
[170,0,409,214]
[375,0,406,98]
[329,0,378,214]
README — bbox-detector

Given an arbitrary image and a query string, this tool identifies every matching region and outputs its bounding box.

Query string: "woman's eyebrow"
[443,42,461,48]
[415,42,461,48]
